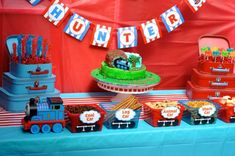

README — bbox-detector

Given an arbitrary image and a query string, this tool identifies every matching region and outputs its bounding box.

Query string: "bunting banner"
[160,5,185,33]
[139,19,162,44]
[42,0,206,49]
[91,25,112,48]
[27,0,42,6]
[64,13,91,41]
[185,0,206,12]
[117,27,138,49]
[43,0,70,27]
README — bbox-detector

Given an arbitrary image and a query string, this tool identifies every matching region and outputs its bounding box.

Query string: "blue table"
[1,90,235,156]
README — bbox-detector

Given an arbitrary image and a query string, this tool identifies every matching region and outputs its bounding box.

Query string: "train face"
[22,97,65,134]
[114,58,130,70]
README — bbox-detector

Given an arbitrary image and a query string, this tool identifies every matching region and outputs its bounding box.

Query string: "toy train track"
[97,81,157,94]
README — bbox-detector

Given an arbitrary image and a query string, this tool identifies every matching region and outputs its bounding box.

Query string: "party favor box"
[143,100,185,127]
[100,102,141,129]
[65,104,106,133]
[179,100,220,125]
[213,97,235,123]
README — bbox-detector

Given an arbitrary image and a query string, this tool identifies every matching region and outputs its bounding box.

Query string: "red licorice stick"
[22,37,26,58]
[12,43,17,62]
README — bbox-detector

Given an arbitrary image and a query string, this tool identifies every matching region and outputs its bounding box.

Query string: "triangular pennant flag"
[43,0,70,27]
[64,13,91,41]
[185,0,206,12]
[27,0,42,6]
[140,19,162,44]
[160,5,184,32]
[117,26,138,49]
[91,24,112,48]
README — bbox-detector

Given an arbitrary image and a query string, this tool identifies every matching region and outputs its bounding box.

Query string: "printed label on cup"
[198,105,216,117]
[161,106,180,119]
[80,110,101,124]
[115,109,136,121]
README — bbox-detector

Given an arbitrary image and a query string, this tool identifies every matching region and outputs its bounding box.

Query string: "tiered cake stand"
[91,69,160,101]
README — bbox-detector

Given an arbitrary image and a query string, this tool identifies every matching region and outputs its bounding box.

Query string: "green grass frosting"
[100,62,146,80]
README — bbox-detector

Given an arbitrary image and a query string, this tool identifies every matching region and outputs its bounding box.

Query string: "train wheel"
[41,124,51,133]
[52,123,63,133]
[30,124,40,134]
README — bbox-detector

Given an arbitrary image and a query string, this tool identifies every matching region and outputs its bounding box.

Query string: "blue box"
[0,88,60,112]
[2,72,55,95]
[10,62,52,78]
[178,100,220,125]
[100,103,141,129]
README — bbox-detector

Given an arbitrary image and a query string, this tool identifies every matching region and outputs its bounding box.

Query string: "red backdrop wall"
[0,0,235,93]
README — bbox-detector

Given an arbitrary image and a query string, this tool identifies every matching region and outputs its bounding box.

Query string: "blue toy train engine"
[22,97,66,134]
[113,58,130,70]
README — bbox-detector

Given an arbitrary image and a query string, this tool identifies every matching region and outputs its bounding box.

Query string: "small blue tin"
[10,62,52,78]
[2,72,55,95]
[0,88,60,112]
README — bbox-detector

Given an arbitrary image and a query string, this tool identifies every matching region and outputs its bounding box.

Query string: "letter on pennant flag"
[185,0,206,12]
[64,13,91,41]
[91,24,112,48]
[43,0,70,27]
[160,5,184,33]
[117,27,137,49]
[140,19,162,44]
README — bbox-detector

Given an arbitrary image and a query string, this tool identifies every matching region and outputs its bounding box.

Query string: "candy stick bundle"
[200,46,235,63]
[10,35,50,64]
[104,95,142,123]
[111,95,142,110]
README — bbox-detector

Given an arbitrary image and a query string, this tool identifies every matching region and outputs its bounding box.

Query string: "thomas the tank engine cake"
[91,50,160,92]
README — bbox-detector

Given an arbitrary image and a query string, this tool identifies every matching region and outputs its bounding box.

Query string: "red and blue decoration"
[160,5,185,33]
[91,24,112,48]
[117,27,138,49]
[43,0,70,27]
[139,19,162,44]
[27,0,42,6]
[64,13,91,41]
[185,0,206,12]
[42,0,206,49]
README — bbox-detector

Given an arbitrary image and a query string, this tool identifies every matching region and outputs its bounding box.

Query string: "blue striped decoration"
[117,26,137,49]
[64,13,90,41]
[160,5,184,32]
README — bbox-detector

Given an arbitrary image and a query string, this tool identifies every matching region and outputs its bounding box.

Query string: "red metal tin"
[65,104,106,133]
[198,35,234,74]
[191,68,235,89]
[143,102,185,127]
[198,61,234,75]
[186,81,235,99]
